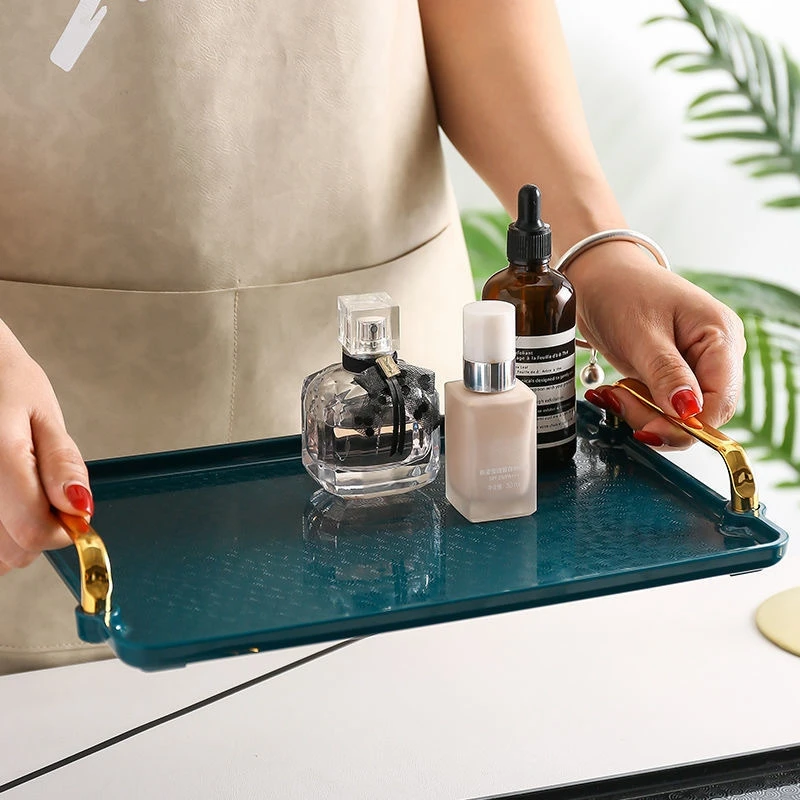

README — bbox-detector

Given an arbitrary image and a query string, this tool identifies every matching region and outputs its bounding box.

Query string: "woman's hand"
[567,242,746,448]
[0,322,92,574]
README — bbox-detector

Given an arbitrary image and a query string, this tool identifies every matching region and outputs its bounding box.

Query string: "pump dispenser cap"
[338,293,399,357]
[462,301,516,392]
[507,184,552,264]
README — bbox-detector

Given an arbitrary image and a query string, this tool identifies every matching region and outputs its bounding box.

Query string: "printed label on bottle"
[516,328,576,448]
[478,464,525,495]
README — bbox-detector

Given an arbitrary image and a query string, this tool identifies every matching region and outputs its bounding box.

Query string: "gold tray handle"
[57,511,113,621]
[613,378,759,515]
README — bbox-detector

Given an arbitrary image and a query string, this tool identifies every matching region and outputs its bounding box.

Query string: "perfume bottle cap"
[338,293,400,357]
[463,301,516,363]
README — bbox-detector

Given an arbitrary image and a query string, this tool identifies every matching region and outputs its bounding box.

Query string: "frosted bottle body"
[444,381,537,523]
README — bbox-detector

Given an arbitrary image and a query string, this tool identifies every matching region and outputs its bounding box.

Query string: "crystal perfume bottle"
[301,293,441,497]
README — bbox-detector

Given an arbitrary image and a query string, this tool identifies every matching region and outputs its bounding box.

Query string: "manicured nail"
[670,388,702,420]
[598,388,623,416]
[58,511,91,535]
[684,416,704,430]
[64,483,94,516]
[584,389,609,410]
[633,430,664,447]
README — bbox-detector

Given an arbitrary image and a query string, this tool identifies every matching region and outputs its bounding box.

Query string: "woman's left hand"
[566,242,746,448]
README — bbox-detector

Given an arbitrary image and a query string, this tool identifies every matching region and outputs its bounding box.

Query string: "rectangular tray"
[47,403,788,670]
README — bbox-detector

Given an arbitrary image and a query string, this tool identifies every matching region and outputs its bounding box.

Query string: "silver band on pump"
[464,359,516,393]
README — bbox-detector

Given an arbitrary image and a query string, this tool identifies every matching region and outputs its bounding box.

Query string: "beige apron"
[0,0,474,673]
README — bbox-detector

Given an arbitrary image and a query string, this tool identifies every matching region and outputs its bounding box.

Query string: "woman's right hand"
[0,322,92,574]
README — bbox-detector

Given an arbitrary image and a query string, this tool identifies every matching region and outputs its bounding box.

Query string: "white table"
[2,447,798,799]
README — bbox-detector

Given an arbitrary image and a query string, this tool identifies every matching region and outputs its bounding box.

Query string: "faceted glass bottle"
[482,185,576,469]
[445,301,537,523]
[301,293,440,498]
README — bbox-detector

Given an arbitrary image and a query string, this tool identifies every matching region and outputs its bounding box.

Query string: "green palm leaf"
[766,196,800,208]
[459,209,508,296]
[648,0,800,208]
[684,271,800,486]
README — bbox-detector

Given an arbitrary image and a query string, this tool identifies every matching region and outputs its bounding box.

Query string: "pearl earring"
[580,349,605,389]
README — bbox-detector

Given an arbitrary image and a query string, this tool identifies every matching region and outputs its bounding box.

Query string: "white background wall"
[445,0,800,290]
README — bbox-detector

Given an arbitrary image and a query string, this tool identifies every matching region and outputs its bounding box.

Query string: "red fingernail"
[64,483,94,516]
[59,511,91,535]
[584,389,609,410]
[598,388,623,416]
[684,416,704,430]
[670,389,702,420]
[634,430,664,447]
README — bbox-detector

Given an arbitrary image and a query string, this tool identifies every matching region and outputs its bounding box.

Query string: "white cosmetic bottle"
[444,301,537,523]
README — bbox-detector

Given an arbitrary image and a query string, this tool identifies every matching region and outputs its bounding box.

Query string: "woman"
[0,0,744,673]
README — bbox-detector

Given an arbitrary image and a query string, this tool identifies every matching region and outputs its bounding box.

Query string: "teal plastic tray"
[47,404,788,670]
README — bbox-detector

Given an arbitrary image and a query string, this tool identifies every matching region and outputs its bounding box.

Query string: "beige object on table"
[755,587,800,657]
[0,0,474,674]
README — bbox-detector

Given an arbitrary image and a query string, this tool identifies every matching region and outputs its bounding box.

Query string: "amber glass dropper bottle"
[482,184,577,468]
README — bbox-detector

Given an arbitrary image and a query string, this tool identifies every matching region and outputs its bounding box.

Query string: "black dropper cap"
[506,184,552,264]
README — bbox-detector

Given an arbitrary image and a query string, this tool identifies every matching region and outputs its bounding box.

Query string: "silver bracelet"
[553,228,672,388]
